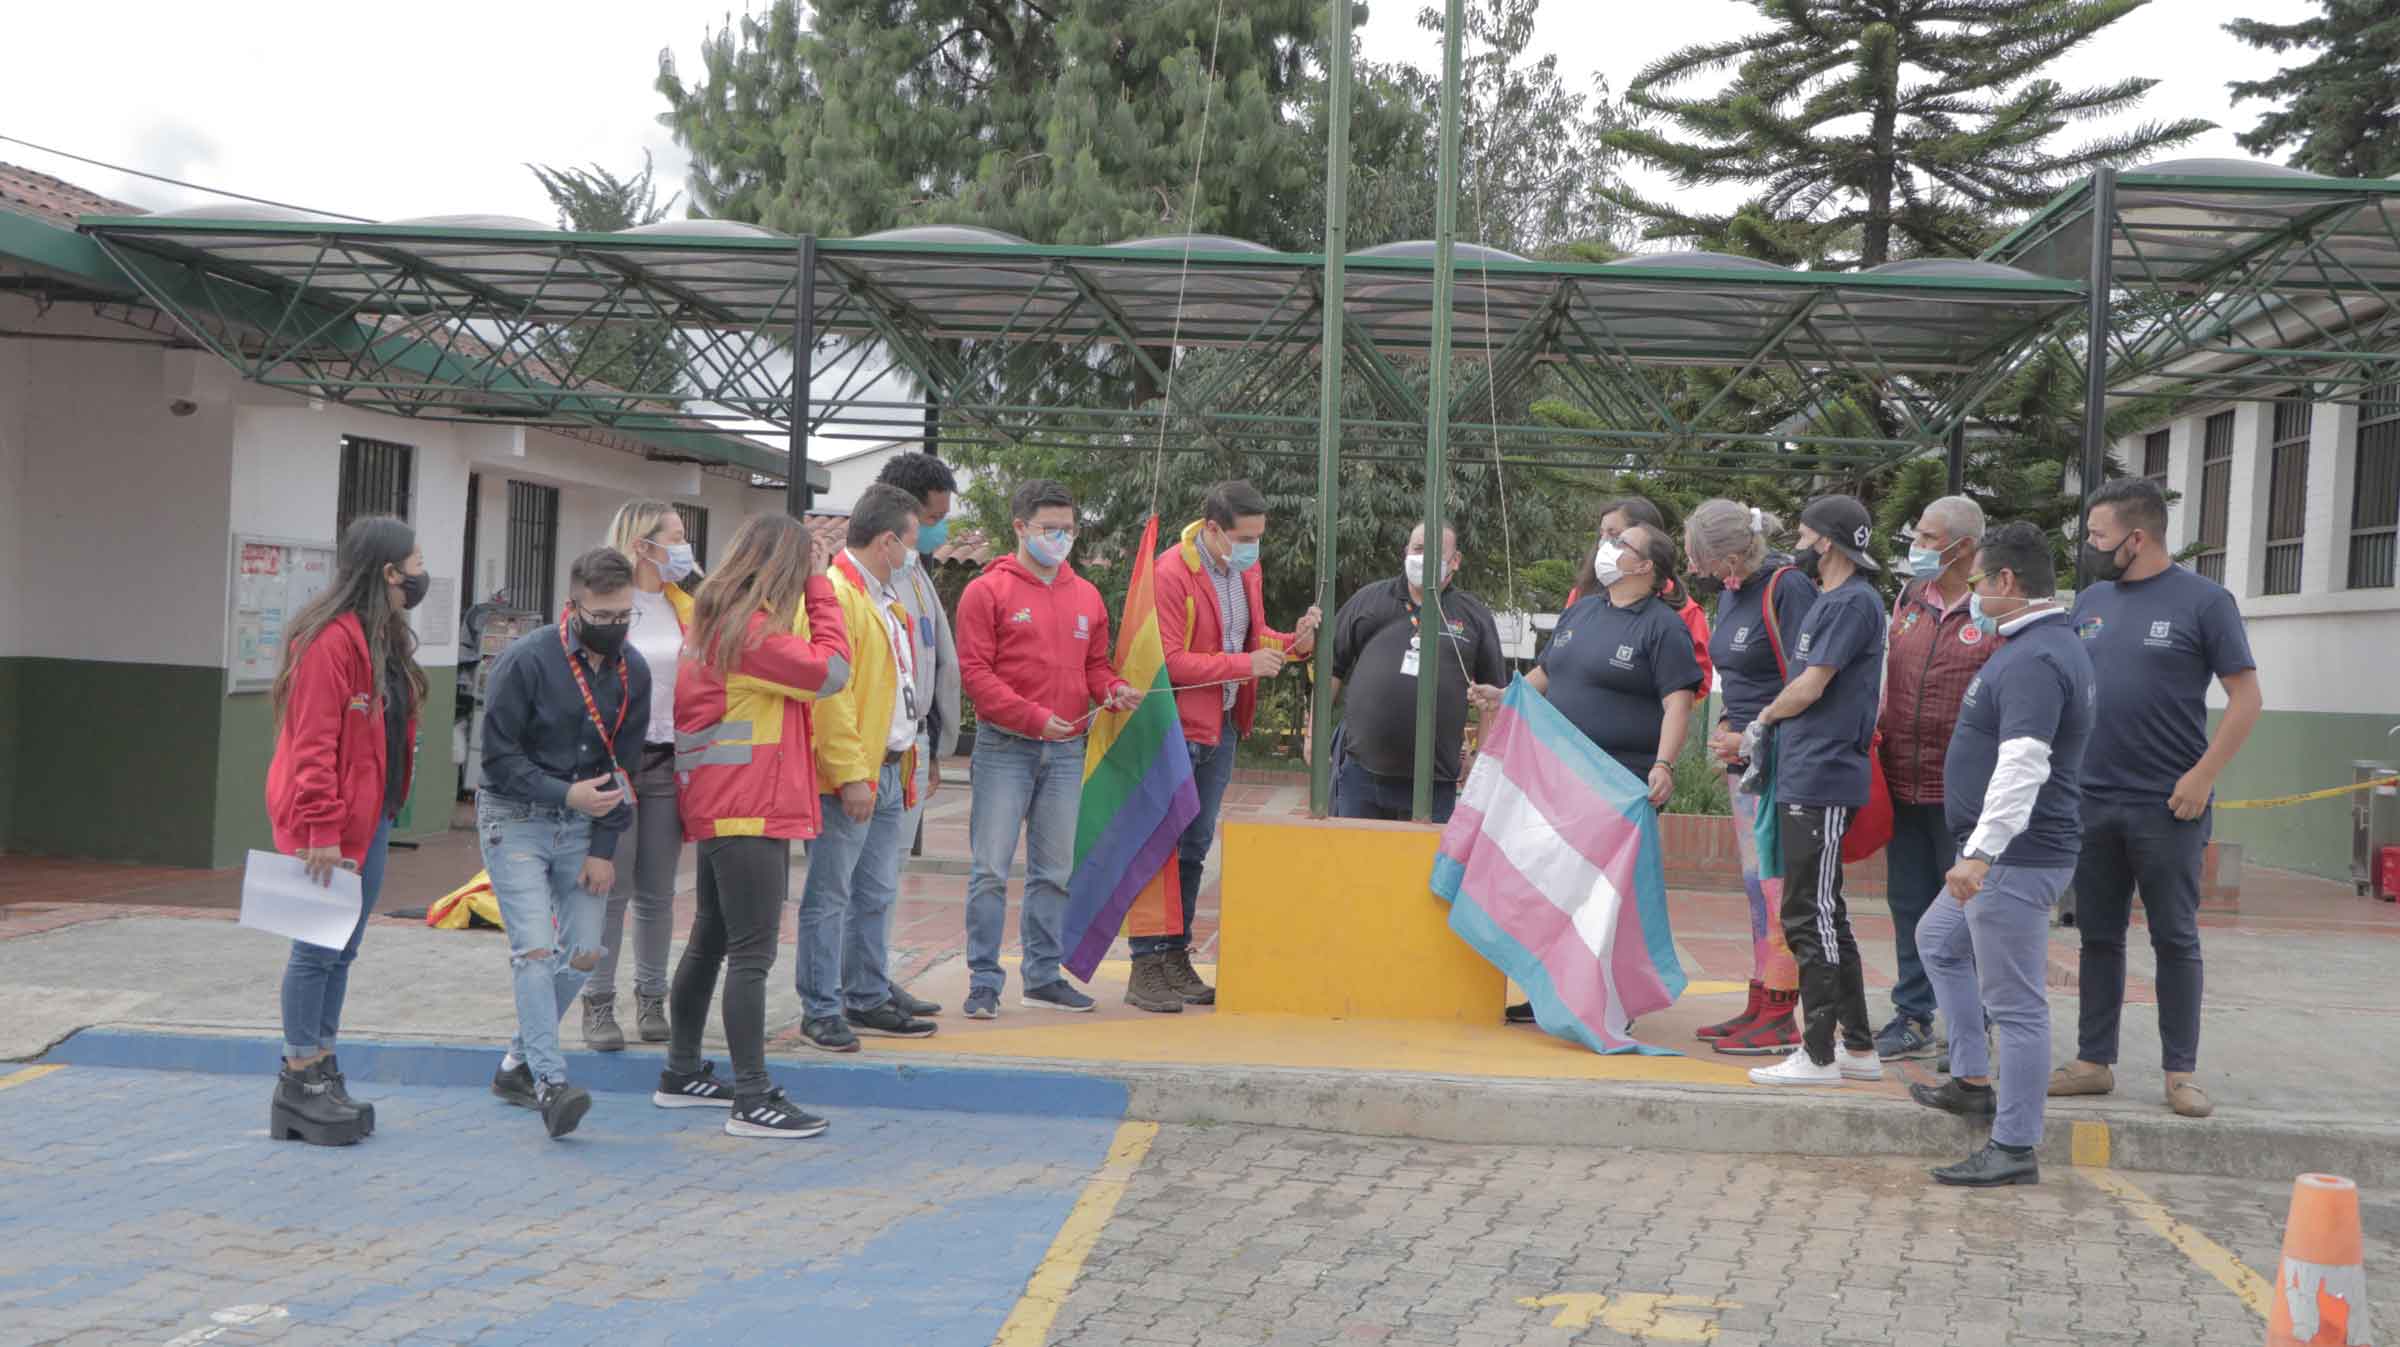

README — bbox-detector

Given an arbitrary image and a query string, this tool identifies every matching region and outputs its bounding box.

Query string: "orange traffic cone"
[2268,1173,2371,1346]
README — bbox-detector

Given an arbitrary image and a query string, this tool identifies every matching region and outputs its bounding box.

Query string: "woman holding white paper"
[263,515,427,1146]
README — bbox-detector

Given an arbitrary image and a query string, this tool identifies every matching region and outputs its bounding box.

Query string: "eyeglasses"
[575,602,639,626]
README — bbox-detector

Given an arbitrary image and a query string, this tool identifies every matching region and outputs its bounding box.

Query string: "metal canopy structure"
[78,209,2085,485]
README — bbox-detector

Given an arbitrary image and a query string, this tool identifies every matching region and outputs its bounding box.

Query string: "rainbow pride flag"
[1060,514,1201,979]
[1431,675,1686,1054]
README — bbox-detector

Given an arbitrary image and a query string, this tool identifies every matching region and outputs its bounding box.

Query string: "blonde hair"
[607,499,679,568]
[1685,498,1782,577]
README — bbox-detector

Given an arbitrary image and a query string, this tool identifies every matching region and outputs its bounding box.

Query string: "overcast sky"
[3,0,2327,235]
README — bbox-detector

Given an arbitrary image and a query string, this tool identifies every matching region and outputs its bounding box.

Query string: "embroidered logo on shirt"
[347,693,372,714]
[1609,644,1636,670]
[2077,617,2105,641]
[1797,632,1814,656]
[2144,620,2174,648]
[1962,675,1982,707]
[1074,614,1091,641]
[1732,625,1751,649]
[1900,610,1921,634]
[1009,608,1034,625]
[1959,625,1983,646]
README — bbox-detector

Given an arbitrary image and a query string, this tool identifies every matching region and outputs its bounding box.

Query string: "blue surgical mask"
[1908,543,1949,579]
[1026,529,1073,569]
[1966,591,2007,635]
[1226,539,1261,574]
[916,518,950,556]
[655,541,697,583]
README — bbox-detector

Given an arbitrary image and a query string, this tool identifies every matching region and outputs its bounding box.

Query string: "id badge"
[1399,635,1420,679]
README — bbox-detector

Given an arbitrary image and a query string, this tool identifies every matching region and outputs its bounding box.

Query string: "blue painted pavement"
[0,1062,1122,1346]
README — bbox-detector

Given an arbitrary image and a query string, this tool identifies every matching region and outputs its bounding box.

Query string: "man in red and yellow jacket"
[794,485,939,1052]
[1135,480,1321,1009]
[955,479,1139,1019]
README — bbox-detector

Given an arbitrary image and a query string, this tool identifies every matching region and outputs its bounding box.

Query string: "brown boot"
[1125,953,1186,1014]
[1161,948,1215,1005]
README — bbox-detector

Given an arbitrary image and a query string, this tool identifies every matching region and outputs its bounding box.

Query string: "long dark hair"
[690,514,820,675]
[273,516,427,724]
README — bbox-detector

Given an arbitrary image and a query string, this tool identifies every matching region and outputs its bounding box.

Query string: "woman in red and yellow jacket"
[663,514,851,1138]
[263,515,427,1146]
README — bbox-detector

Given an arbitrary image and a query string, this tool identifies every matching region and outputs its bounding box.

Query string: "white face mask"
[1593,541,1627,588]
[650,539,697,583]
[1403,552,1445,589]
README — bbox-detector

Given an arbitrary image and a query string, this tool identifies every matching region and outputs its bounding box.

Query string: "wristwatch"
[1963,847,1999,866]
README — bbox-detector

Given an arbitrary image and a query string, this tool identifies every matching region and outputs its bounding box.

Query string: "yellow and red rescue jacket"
[672,577,852,841]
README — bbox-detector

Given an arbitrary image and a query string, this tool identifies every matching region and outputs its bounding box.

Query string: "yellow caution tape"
[2216,775,2399,811]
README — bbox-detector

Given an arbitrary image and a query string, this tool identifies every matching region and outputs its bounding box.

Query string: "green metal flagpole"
[1412,0,1465,821]
[1308,0,1355,818]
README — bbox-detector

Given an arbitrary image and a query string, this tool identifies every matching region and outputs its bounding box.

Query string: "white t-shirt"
[629,587,682,745]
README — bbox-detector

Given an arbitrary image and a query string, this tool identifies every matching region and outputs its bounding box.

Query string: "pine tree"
[2228,1,2400,179]
[1600,0,2211,269]
[528,155,685,398]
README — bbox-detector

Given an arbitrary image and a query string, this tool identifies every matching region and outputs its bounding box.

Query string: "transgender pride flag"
[1431,675,1686,1054]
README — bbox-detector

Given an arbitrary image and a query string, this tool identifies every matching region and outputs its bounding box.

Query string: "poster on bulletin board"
[228,535,338,694]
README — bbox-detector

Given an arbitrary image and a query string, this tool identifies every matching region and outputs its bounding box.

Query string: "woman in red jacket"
[661,514,851,1139]
[264,516,427,1146]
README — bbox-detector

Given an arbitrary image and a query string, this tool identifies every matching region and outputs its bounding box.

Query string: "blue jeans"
[796,759,907,1022]
[1130,711,1239,958]
[967,728,1084,994]
[478,798,604,1087]
[278,817,393,1060]
[1331,757,1457,823]
[1917,864,2072,1149]
[1882,801,1952,1024]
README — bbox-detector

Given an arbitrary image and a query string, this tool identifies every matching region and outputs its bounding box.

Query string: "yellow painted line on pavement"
[2078,1168,2271,1319]
[1519,1292,1738,1340]
[2069,1120,2111,1168]
[994,1120,1159,1347]
[0,1065,62,1093]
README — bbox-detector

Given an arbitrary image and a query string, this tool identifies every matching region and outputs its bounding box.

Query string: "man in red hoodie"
[956,480,1140,1019]
[1135,480,1321,1012]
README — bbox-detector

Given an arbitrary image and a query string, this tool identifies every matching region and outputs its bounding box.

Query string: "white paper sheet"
[240,850,364,951]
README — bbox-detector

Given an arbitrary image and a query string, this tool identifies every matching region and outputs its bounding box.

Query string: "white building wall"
[0,331,27,659]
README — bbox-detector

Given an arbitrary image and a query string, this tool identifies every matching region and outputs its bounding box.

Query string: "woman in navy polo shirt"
[1528,523,1704,803]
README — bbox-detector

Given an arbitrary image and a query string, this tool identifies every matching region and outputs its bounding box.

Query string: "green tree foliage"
[528,155,685,397]
[2228,1,2400,179]
[1600,0,2211,269]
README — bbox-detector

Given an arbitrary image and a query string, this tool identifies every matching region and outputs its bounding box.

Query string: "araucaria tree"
[2227,1,2400,179]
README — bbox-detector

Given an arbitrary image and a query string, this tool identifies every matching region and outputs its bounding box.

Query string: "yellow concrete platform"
[872,953,1761,1089]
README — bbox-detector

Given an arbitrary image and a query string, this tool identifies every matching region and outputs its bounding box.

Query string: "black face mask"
[575,615,632,657]
[1794,545,1824,581]
[398,570,431,611]
[2081,537,2131,584]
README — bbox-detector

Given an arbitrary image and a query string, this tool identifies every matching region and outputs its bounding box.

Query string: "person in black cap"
[1742,494,1889,1088]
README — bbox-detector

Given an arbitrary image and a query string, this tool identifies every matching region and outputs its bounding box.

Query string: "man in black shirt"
[477,547,650,1139]
[1325,524,1506,823]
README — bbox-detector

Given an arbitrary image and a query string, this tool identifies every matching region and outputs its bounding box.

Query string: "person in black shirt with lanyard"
[476,547,651,1140]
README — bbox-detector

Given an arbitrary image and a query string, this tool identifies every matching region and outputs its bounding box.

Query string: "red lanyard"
[558,610,631,774]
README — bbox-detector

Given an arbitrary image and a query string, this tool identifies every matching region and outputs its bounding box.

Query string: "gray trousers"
[1916,863,2073,1149]
[587,746,682,1003]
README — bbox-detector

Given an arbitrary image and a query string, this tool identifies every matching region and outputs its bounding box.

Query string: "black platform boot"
[321,1054,375,1135]
[271,1059,370,1146]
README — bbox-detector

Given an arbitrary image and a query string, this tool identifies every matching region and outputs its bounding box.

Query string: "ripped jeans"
[478,797,605,1087]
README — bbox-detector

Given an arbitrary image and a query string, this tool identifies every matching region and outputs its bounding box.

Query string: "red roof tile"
[0,161,141,229]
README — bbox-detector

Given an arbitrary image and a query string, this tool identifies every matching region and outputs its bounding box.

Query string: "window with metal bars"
[336,436,414,535]
[506,480,560,616]
[675,503,711,568]
[2194,411,2233,584]
[2263,399,2312,595]
[2352,383,2400,589]
[2142,429,2169,484]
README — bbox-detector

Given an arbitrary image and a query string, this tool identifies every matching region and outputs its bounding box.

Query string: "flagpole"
[1414,0,1465,822]
[1308,0,1354,818]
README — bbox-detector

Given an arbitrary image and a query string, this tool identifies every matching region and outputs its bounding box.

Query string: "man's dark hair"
[1203,479,1270,528]
[876,451,958,505]
[847,482,922,548]
[1625,524,1680,597]
[569,546,635,596]
[1978,520,2057,597]
[2089,477,2169,541]
[1601,496,1667,532]
[1010,478,1076,523]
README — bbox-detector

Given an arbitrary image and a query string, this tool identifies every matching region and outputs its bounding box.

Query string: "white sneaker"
[1839,1046,1885,1082]
[1749,1047,1842,1087]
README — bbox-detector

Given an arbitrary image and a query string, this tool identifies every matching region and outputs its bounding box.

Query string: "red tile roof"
[801,513,996,567]
[0,161,140,229]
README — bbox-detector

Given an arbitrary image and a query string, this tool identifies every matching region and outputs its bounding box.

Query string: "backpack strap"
[1761,566,1794,681]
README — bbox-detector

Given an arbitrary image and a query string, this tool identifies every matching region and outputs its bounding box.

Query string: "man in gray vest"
[873,451,965,1018]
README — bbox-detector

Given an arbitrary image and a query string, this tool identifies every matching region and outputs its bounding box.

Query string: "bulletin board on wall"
[226,534,338,694]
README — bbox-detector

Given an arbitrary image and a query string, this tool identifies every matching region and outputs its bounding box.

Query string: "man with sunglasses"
[476,546,650,1139]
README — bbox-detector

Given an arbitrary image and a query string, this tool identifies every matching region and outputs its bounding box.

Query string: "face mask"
[653,541,697,583]
[1225,538,1261,574]
[575,613,631,657]
[2081,537,2131,584]
[1026,529,1074,569]
[397,570,430,611]
[1593,542,1626,588]
[1403,553,1445,589]
[916,518,950,556]
[1795,544,1824,581]
[1966,591,1998,632]
[1908,542,1950,579]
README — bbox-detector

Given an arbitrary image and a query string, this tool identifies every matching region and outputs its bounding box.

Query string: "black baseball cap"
[1799,494,1881,573]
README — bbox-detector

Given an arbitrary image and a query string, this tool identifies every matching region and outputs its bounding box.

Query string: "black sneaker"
[537,1081,591,1139]
[654,1061,736,1109]
[803,1015,861,1053]
[1021,980,1096,1013]
[892,985,942,1018]
[491,1060,538,1109]
[845,1000,939,1038]
[726,1088,830,1140]
[963,987,1000,1020]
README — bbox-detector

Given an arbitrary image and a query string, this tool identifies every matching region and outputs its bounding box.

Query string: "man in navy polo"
[1744,495,1887,1089]
[1909,521,2095,1187]
[2051,478,2259,1119]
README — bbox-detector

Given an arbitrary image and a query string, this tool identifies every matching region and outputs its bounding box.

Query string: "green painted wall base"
[213,676,458,868]
[2207,707,2395,882]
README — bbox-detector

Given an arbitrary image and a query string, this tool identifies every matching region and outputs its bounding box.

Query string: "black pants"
[2073,800,2209,1073]
[1778,803,1873,1065]
[667,836,791,1100]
